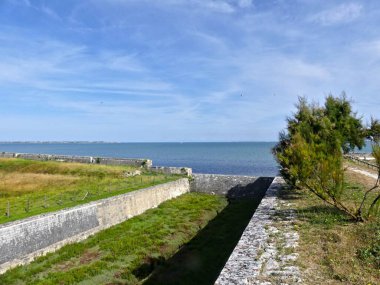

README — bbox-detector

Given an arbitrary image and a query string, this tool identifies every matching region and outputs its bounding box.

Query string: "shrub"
[273,95,379,221]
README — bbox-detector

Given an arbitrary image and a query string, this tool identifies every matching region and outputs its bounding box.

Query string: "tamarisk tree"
[273,95,379,221]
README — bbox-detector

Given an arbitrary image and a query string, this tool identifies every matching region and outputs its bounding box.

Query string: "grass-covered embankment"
[0,158,181,224]
[0,193,228,285]
[280,166,380,284]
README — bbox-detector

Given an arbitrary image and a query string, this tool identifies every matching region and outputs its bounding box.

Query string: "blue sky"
[0,0,379,142]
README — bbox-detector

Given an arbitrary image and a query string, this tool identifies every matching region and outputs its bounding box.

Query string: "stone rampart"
[0,152,196,175]
[190,174,273,198]
[215,177,301,284]
[0,152,152,168]
[150,166,192,176]
[0,178,189,274]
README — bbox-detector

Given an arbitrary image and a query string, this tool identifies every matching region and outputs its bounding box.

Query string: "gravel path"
[347,166,378,180]
[215,177,302,285]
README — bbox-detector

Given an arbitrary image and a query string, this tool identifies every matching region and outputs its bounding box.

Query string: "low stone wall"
[0,178,189,274]
[150,166,192,176]
[215,177,301,284]
[190,174,273,198]
[0,152,152,167]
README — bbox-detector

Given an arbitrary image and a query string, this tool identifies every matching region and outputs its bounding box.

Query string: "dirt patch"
[53,250,100,272]
[54,260,76,272]
[345,168,377,188]
[344,160,379,176]
[79,250,100,265]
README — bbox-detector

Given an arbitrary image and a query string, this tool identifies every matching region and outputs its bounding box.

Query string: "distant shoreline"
[0,141,276,144]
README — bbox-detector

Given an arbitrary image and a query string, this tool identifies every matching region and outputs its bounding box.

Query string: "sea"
[0,142,279,176]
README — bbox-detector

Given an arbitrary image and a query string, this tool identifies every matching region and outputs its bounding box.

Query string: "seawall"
[0,152,152,167]
[0,178,189,274]
[0,152,193,176]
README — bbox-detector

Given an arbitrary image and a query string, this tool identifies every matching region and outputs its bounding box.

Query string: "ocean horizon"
[0,141,374,177]
[0,142,279,176]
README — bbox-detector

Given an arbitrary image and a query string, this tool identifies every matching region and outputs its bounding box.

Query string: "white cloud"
[202,1,235,13]
[310,3,362,26]
[7,0,61,20]
[39,5,61,20]
[95,0,236,13]
[238,0,252,8]
[1,0,379,141]
[354,40,380,58]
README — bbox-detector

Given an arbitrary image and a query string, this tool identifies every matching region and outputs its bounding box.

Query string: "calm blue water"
[0,142,278,176]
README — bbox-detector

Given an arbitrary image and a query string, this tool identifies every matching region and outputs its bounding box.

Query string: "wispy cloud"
[237,0,253,9]
[309,3,363,26]
[6,0,62,20]
[0,0,379,141]
[95,0,237,13]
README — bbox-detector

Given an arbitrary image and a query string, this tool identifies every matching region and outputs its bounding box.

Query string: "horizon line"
[0,140,277,144]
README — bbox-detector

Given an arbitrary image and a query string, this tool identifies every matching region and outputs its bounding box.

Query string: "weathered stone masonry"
[0,153,284,282]
[0,178,189,274]
[0,152,193,176]
[0,152,152,167]
[215,177,301,285]
[190,174,274,199]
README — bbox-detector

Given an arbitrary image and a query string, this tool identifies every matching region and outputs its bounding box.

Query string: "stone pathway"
[215,177,302,285]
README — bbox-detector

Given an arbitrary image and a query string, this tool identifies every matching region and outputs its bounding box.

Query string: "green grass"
[144,200,267,285]
[0,193,228,285]
[0,158,182,224]
[280,168,380,284]
[143,177,272,285]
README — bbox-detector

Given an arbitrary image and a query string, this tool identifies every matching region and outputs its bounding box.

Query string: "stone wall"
[0,152,195,175]
[190,174,273,198]
[150,166,192,176]
[0,152,152,168]
[0,178,189,274]
[215,177,302,284]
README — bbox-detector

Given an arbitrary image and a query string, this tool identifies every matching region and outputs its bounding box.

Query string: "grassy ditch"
[0,193,228,285]
[0,178,271,285]
[279,166,380,284]
[144,177,271,285]
[0,158,181,224]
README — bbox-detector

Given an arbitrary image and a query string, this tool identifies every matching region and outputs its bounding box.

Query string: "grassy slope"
[144,198,268,285]
[281,164,380,284]
[0,193,228,285]
[0,158,180,224]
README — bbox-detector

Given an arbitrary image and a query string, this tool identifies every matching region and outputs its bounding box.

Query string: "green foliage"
[367,117,380,143]
[273,95,379,221]
[367,143,380,216]
[324,94,364,153]
[274,96,344,188]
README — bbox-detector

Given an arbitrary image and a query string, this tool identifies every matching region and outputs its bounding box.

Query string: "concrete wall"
[0,152,152,168]
[0,178,189,274]
[190,174,273,198]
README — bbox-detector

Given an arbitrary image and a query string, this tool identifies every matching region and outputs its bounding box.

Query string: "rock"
[123,170,142,177]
